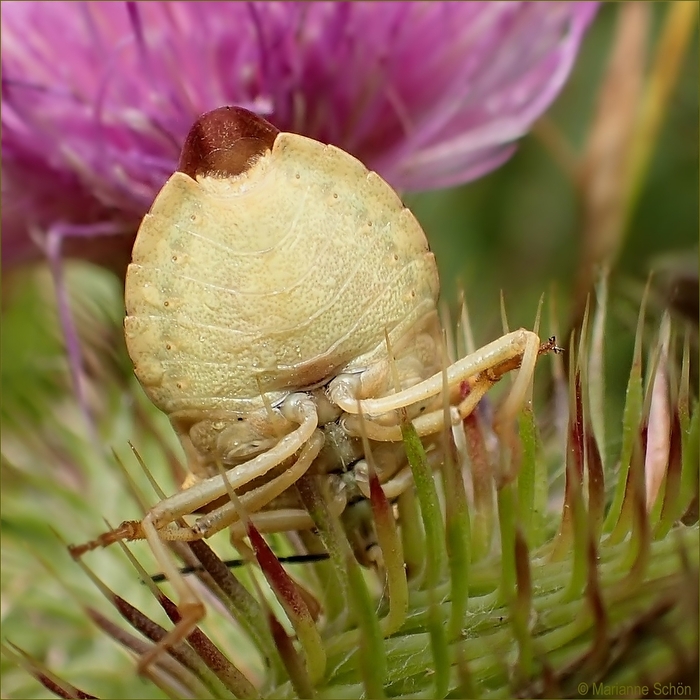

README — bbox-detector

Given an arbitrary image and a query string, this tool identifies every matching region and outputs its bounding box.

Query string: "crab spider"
[71,106,557,673]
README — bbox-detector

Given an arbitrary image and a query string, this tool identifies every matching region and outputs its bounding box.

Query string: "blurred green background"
[1,3,697,698]
[414,7,697,320]
[407,1,698,421]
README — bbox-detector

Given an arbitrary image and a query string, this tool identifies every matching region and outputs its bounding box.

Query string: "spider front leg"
[334,329,547,439]
[69,393,319,673]
[184,429,325,539]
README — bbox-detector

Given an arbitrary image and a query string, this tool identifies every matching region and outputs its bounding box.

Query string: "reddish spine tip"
[178,105,280,180]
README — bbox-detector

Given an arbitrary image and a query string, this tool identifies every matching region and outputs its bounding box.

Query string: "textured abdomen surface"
[124,133,439,415]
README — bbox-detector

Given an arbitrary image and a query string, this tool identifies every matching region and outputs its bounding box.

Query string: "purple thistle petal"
[2,1,598,269]
[1,2,597,419]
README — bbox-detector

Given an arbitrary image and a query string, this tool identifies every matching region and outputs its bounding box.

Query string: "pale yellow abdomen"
[124,132,438,416]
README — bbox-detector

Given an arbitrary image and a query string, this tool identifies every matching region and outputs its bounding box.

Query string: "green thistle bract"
[2,268,697,699]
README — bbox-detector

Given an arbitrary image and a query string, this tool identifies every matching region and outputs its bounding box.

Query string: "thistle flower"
[2,1,597,271]
[1,1,598,443]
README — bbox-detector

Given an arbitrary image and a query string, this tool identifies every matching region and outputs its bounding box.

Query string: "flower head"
[2,1,597,269]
